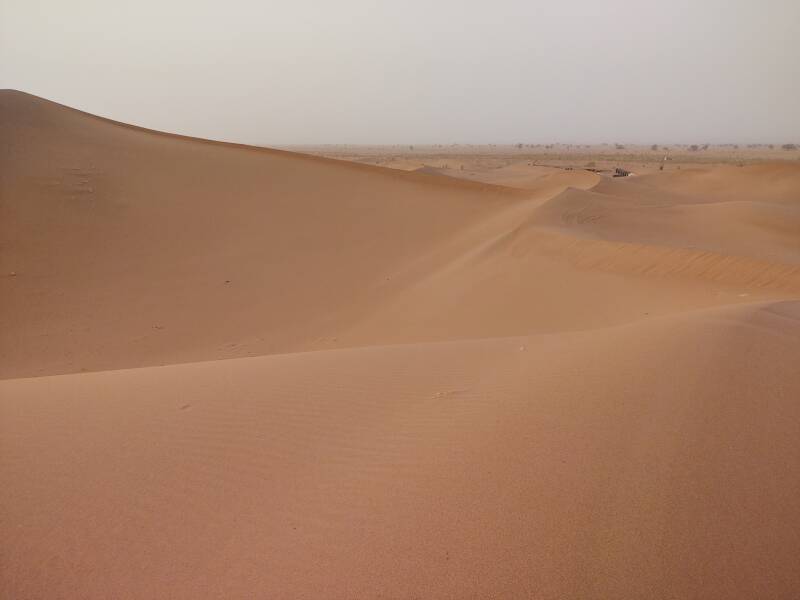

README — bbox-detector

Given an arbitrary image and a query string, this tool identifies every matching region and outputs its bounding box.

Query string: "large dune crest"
[2,91,800,598]
[1,90,525,377]
[4,91,799,376]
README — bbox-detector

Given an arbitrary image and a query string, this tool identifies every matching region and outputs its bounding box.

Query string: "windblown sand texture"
[2,91,800,599]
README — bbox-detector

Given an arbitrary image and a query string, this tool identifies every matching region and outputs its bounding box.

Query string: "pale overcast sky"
[1,0,798,145]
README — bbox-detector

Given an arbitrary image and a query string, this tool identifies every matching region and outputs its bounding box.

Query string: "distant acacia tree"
[689,144,699,151]
[615,143,625,150]
[782,143,798,150]
[651,144,659,151]
[517,143,523,149]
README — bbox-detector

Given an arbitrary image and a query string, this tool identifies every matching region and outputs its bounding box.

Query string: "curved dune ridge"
[1,90,800,598]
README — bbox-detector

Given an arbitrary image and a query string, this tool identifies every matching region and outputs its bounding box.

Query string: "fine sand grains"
[2,90,800,598]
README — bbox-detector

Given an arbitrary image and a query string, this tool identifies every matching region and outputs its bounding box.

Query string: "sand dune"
[530,186,800,264]
[0,91,524,378]
[634,162,800,205]
[2,91,800,598]
[3,302,799,598]
[457,162,602,192]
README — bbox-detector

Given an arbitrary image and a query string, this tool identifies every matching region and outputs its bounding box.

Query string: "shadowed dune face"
[2,91,800,599]
[1,91,524,377]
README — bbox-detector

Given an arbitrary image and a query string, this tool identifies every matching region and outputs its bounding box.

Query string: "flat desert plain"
[2,91,800,598]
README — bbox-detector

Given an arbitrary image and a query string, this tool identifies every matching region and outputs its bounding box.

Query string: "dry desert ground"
[2,90,800,598]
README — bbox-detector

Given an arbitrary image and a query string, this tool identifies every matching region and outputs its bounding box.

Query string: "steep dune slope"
[2,301,799,599]
[336,180,800,345]
[0,91,525,378]
[7,92,797,379]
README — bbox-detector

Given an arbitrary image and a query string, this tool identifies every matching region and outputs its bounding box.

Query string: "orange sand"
[2,91,799,598]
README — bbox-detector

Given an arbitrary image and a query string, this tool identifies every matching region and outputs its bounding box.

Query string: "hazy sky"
[2,0,798,145]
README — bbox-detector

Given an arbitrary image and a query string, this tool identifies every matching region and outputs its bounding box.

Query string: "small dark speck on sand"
[180,404,192,410]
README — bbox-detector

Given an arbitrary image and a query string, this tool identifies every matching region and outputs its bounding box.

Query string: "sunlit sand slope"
[2,302,799,599]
